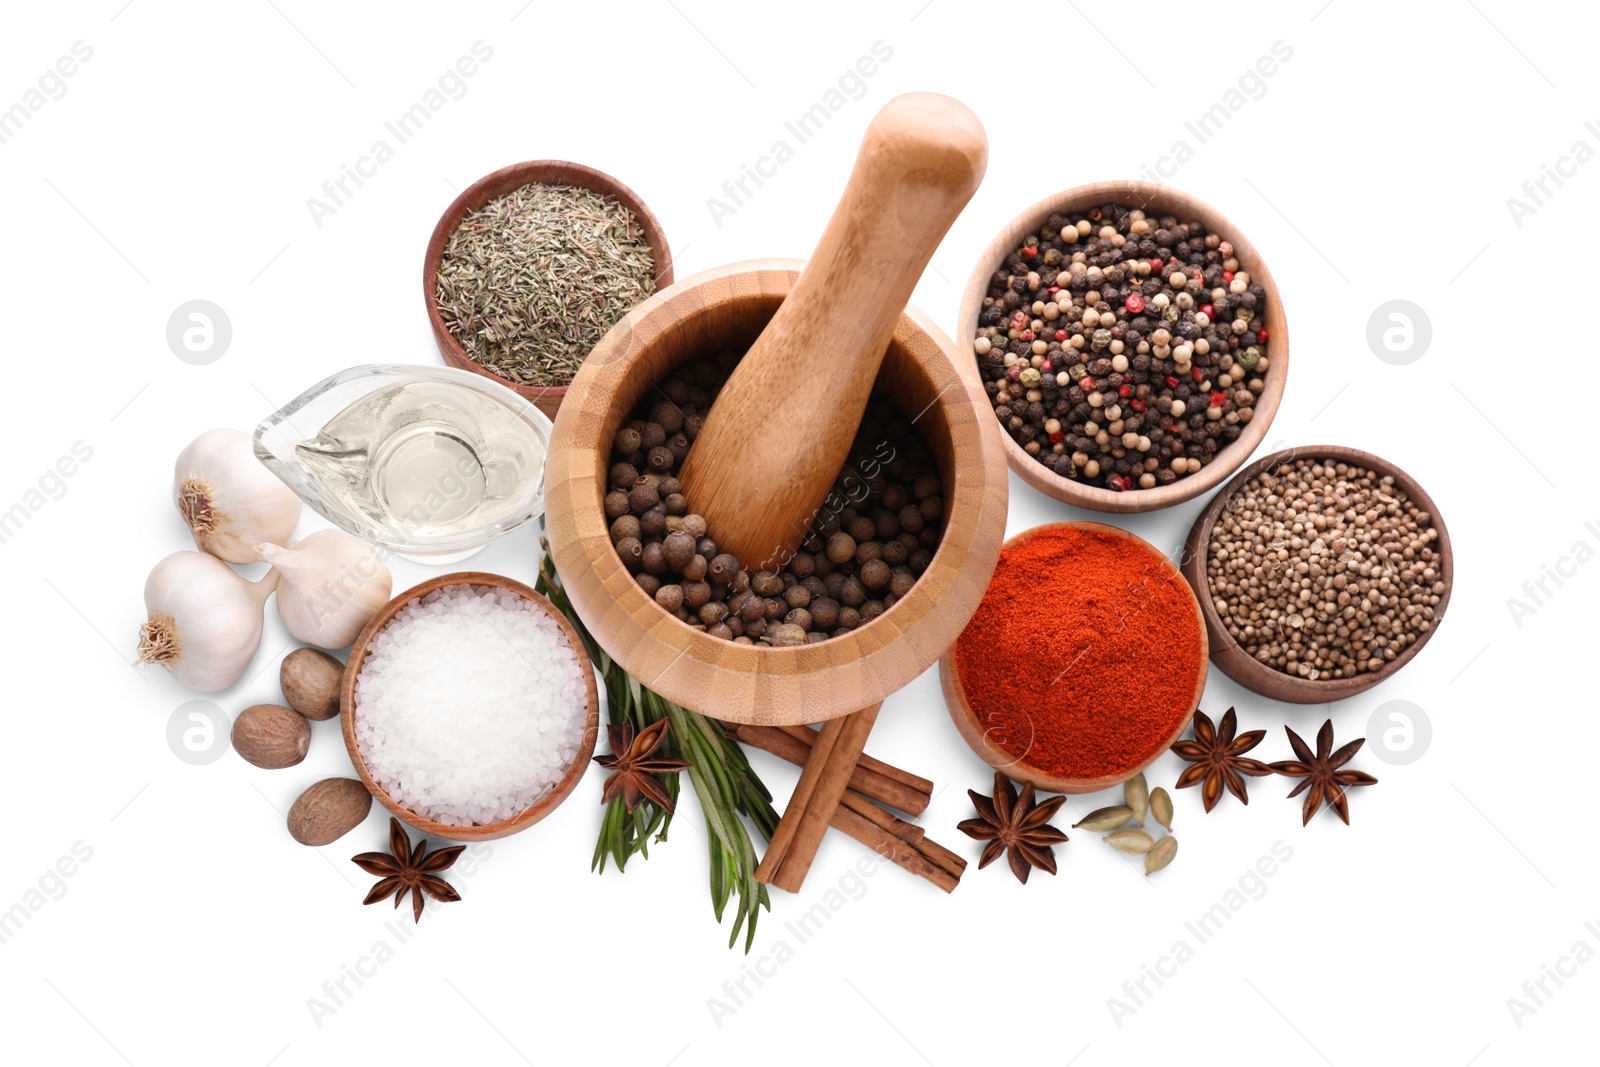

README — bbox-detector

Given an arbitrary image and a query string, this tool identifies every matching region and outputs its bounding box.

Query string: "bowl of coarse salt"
[341,572,599,840]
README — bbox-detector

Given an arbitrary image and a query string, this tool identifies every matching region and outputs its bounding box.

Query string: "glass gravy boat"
[254,364,553,563]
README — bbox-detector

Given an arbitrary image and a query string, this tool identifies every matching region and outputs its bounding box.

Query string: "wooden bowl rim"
[340,570,600,841]
[955,179,1290,514]
[939,520,1208,794]
[544,260,1010,725]
[422,159,676,405]
[1178,444,1454,704]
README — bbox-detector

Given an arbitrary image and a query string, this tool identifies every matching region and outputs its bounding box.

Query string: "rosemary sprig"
[536,545,777,951]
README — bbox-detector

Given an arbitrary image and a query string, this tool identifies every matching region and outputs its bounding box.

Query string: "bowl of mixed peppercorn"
[957,181,1288,512]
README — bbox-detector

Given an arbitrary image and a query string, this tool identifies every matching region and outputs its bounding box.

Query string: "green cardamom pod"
[1150,787,1174,832]
[1145,835,1178,875]
[1105,829,1155,854]
[1072,805,1134,832]
[1124,772,1149,826]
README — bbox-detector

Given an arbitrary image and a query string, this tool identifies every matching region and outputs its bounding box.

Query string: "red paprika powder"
[953,524,1203,780]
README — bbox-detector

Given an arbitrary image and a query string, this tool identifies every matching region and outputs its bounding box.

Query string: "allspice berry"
[709,553,740,583]
[615,536,643,571]
[605,355,947,647]
[611,514,642,545]
[614,427,642,455]
[610,462,640,490]
[650,400,685,434]
[768,623,807,647]
[662,531,696,570]
[629,482,659,514]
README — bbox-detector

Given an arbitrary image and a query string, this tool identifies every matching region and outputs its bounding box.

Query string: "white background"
[1,1,1592,1064]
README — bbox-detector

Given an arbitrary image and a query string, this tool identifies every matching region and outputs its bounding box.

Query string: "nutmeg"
[280,648,343,721]
[232,704,311,769]
[287,778,372,846]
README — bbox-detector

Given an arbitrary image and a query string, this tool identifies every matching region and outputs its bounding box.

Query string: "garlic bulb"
[174,428,301,563]
[138,551,279,692]
[258,530,392,649]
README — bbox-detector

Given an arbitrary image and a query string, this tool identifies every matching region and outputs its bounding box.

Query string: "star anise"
[352,818,466,923]
[1270,720,1378,826]
[1170,706,1273,811]
[958,770,1069,884]
[594,719,690,814]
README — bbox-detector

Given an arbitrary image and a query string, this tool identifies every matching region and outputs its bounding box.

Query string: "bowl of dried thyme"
[425,160,674,422]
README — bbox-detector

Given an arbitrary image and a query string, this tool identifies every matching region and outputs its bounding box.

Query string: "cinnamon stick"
[724,721,931,816]
[758,704,882,893]
[773,723,934,797]
[836,791,967,882]
[756,714,850,885]
[832,805,961,894]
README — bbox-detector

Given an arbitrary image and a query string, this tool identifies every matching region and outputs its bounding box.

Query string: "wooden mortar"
[543,262,1008,726]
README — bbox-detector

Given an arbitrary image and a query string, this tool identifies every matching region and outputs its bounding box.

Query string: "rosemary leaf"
[536,544,776,952]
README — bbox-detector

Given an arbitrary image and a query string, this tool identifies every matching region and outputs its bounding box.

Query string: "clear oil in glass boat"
[255,365,552,561]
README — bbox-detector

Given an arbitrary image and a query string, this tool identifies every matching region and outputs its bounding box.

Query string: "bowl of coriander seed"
[425,159,674,422]
[1179,445,1453,703]
[956,180,1288,513]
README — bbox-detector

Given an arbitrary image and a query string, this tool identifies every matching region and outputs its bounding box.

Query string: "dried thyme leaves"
[435,182,657,388]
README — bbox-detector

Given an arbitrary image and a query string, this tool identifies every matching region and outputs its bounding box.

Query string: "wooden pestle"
[678,92,988,571]
[687,94,986,894]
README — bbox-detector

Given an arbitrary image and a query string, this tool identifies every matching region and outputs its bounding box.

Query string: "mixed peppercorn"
[973,203,1271,491]
[606,353,944,645]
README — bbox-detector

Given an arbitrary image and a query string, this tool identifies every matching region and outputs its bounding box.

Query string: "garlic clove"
[175,428,302,564]
[258,530,392,650]
[138,551,278,692]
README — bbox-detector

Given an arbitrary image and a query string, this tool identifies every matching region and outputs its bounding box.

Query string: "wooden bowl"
[340,571,600,840]
[939,522,1208,794]
[544,261,1010,726]
[423,160,675,423]
[955,180,1289,513]
[1179,445,1453,704]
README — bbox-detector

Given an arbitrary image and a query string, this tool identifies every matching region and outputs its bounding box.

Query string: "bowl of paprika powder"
[940,522,1207,793]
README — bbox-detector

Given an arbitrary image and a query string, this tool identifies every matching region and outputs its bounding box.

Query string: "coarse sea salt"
[354,584,585,827]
